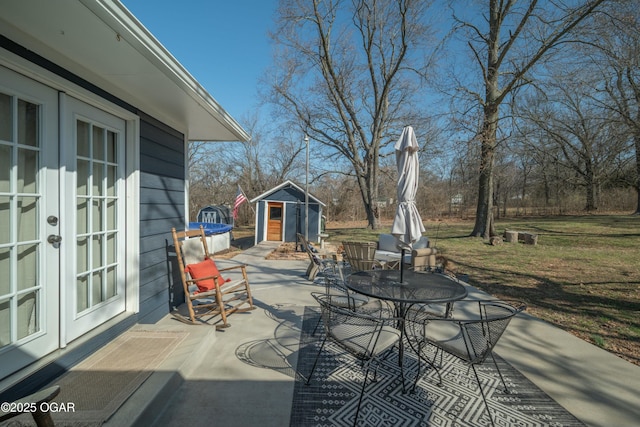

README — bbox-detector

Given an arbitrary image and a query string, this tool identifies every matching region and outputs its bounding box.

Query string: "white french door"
[0,66,128,380]
[0,66,60,379]
[62,96,126,342]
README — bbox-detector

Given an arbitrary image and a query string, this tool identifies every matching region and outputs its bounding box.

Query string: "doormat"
[6,330,187,427]
[291,307,586,427]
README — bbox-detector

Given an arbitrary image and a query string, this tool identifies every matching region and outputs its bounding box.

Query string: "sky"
[121,0,278,123]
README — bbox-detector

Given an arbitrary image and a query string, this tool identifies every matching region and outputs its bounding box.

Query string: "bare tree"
[267,0,439,229]
[450,0,608,237]
[585,3,640,213]
[520,79,628,211]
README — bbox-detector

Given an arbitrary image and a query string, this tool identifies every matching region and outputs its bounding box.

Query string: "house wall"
[137,113,186,318]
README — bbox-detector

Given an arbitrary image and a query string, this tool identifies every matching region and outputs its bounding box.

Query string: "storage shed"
[251,180,325,245]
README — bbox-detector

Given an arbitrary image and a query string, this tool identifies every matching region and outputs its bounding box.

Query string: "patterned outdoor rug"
[291,307,586,427]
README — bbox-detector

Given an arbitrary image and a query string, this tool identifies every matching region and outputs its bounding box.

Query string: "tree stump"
[490,236,503,246]
[522,232,538,245]
[504,230,518,243]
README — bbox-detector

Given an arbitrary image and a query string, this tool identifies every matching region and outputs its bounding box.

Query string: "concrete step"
[104,322,217,427]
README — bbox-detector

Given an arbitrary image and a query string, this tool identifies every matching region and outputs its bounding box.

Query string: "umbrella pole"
[400,249,405,283]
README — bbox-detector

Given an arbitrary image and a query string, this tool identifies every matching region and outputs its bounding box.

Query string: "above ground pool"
[188,222,233,235]
[188,222,233,253]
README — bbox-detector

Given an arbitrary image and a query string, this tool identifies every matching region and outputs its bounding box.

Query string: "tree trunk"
[471,0,501,239]
[585,159,597,211]
[356,162,380,230]
[471,116,497,238]
[635,128,640,215]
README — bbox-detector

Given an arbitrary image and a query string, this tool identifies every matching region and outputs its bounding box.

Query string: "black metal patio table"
[345,269,468,391]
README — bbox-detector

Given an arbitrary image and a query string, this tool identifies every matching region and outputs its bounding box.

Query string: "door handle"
[47,235,62,244]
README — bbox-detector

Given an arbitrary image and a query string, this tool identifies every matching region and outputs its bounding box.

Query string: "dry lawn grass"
[325,216,640,366]
[232,216,640,365]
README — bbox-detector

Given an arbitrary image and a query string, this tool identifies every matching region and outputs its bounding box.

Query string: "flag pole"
[238,184,255,213]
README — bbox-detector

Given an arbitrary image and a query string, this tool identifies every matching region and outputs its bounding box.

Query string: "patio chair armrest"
[187,287,219,298]
[186,274,222,284]
[411,247,437,256]
[218,264,247,273]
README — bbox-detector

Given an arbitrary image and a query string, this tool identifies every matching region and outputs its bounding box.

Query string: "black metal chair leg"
[305,336,327,385]
[471,364,496,427]
[353,362,372,427]
[489,351,510,393]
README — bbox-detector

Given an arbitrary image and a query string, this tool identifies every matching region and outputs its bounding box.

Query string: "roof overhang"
[0,0,250,142]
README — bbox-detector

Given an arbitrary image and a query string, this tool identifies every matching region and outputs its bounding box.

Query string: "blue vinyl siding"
[138,113,186,317]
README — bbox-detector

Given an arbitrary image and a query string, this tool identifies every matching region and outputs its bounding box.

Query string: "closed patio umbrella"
[391,126,425,282]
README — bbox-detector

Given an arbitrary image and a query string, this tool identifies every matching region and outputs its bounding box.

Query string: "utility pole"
[304,134,309,241]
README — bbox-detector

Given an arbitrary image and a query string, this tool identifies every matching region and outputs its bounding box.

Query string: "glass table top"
[345,269,468,304]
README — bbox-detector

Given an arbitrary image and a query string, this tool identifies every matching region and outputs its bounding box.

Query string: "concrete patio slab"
[147,243,640,426]
[7,241,637,426]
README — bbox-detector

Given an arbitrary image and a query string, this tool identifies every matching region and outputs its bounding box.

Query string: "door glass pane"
[106,267,116,299]
[18,100,38,147]
[92,271,103,304]
[17,148,38,193]
[107,131,116,163]
[0,93,12,141]
[93,162,103,196]
[0,145,11,192]
[77,121,90,158]
[77,198,88,234]
[17,291,39,339]
[0,298,10,348]
[77,237,88,273]
[0,248,9,295]
[106,165,116,196]
[92,235,102,269]
[0,196,9,244]
[76,275,88,312]
[77,159,89,196]
[106,233,116,264]
[92,126,104,161]
[106,199,116,230]
[17,244,38,291]
[270,206,282,220]
[92,199,102,232]
[17,196,38,241]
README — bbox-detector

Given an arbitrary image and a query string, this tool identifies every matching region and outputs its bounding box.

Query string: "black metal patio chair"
[405,299,527,427]
[306,292,401,427]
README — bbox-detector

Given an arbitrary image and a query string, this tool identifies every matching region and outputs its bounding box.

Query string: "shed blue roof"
[249,180,325,206]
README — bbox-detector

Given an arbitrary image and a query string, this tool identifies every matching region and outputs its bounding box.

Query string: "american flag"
[233,185,248,219]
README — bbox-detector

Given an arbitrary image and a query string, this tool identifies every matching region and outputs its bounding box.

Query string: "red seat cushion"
[185,258,229,293]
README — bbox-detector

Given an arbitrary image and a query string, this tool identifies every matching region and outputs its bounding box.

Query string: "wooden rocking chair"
[171,226,255,327]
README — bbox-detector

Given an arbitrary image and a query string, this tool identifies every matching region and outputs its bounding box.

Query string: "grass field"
[325,215,640,366]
